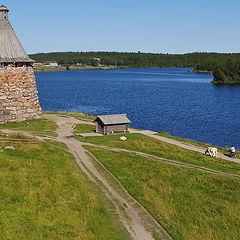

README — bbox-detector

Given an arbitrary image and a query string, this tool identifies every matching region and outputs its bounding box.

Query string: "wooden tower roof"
[0,5,34,63]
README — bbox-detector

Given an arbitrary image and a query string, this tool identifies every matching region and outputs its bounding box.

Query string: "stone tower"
[0,5,42,123]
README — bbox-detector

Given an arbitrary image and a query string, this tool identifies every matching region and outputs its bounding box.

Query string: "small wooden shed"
[94,114,131,135]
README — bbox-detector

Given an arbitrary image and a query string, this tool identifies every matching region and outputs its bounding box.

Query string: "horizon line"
[28,51,240,55]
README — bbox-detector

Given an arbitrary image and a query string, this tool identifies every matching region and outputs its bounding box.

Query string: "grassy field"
[74,123,96,134]
[0,119,57,137]
[79,133,240,175]
[85,146,240,240]
[2,115,240,239]
[0,139,131,240]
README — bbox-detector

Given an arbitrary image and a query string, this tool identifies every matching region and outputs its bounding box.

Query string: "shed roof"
[95,114,131,125]
[0,6,34,63]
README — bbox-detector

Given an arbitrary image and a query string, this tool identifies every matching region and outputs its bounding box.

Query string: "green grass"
[49,112,96,121]
[85,151,164,240]
[158,131,218,149]
[0,141,131,240]
[0,133,33,140]
[45,139,69,150]
[85,146,240,240]
[0,119,57,137]
[85,152,131,201]
[158,131,240,158]
[79,133,240,175]
[74,123,96,134]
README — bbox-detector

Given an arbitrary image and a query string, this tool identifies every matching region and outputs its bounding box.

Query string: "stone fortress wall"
[0,65,42,123]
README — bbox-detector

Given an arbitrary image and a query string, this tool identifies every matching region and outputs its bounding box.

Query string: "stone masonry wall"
[0,66,42,123]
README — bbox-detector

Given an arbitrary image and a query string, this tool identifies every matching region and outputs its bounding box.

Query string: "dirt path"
[42,114,173,240]
[84,143,240,179]
[3,126,239,180]
[2,113,239,239]
[44,114,240,164]
[130,130,240,164]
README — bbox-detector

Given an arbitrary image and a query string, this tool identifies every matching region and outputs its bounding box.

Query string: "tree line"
[29,52,240,84]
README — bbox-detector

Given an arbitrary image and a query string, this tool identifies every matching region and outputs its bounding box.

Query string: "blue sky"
[3,0,240,54]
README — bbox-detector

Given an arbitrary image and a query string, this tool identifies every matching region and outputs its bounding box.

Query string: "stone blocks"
[0,66,42,123]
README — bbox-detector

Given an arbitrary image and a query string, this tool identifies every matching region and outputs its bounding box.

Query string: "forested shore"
[30,52,240,84]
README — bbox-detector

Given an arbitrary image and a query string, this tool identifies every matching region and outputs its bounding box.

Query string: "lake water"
[36,68,240,148]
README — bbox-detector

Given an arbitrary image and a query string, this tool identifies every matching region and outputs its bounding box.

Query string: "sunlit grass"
[79,133,240,175]
[0,140,131,240]
[86,146,240,240]
[74,123,96,134]
[50,112,96,121]
[157,131,240,158]
[0,119,57,137]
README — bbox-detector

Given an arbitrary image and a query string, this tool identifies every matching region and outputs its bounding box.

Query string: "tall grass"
[86,146,240,240]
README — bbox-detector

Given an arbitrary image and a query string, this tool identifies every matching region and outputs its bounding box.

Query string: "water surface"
[36,68,240,148]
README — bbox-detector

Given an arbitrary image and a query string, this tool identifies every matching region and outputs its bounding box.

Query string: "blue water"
[35,68,240,148]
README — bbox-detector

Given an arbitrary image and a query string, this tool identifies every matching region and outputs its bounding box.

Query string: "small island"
[211,61,240,84]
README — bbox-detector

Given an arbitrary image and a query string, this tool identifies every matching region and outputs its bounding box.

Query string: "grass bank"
[47,112,95,121]
[0,139,131,240]
[78,133,240,175]
[85,146,240,240]
[157,132,240,158]
[0,119,57,137]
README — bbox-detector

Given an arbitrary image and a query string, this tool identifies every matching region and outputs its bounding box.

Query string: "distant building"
[91,57,101,66]
[33,62,44,68]
[43,61,58,67]
[94,114,131,135]
[49,62,58,67]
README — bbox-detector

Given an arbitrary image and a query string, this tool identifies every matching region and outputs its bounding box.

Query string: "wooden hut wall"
[95,121,104,134]
[104,124,129,134]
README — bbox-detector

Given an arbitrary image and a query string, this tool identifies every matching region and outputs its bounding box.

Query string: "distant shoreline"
[30,52,240,84]
[34,65,126,72]
[188,69,212,74]
[34,66,217,85]
[34,66,207,73]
